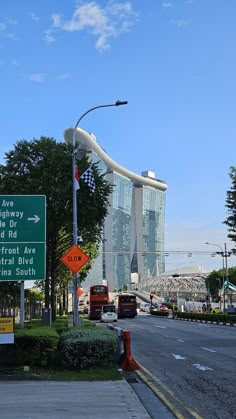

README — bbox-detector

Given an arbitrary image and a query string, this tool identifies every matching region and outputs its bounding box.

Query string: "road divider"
[106,325,139,371]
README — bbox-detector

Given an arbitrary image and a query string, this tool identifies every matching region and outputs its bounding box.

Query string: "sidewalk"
[0,379,152,419]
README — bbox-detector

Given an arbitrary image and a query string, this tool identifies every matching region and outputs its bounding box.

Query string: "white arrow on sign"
[171,353,187,360]
[27,215,40,223]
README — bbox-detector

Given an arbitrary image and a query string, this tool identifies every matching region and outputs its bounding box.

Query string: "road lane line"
[177,339,185,342]
[201,347,216,353]
[154,325,166,328]
[198,324,210,327]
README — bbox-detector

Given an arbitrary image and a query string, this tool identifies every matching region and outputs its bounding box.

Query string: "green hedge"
[0,325,118,369]
[176,311,236,324]
[0,327,59,367]
[150,310,169,317]
[58,328,118,370]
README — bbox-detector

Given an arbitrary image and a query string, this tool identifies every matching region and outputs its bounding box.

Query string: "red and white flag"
[75,166,80,191]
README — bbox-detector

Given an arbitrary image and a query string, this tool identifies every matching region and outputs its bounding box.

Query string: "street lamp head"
[115,100,128,106]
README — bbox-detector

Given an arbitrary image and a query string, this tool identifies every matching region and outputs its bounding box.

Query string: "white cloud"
[28,73,46,83]
[29,12,40,21]
[0,23,6,32]
[11,59,20,67]
[0,20,18,40]
[171,19,189,28]
[44,30,55,44]
[55,73,69,81]
[162,2,173,7]
[48,1,138,51]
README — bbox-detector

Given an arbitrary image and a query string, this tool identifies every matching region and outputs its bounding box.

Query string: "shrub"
[150,310,169,317]
[58,328,118,370]
[13,327,59,367]
[175,311,236,324]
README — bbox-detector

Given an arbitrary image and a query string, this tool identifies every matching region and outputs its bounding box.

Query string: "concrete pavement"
[0,378,174,418]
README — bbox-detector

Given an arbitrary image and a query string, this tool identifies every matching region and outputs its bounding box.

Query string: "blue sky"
[1,0,236,273]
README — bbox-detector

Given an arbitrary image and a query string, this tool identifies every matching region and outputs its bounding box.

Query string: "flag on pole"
[80,167,96,193]
[75,166,80,191]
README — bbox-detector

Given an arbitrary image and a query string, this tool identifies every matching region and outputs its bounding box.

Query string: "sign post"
[0,195,46,282]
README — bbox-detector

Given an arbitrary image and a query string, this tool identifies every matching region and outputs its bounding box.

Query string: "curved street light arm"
[73,101,128,145]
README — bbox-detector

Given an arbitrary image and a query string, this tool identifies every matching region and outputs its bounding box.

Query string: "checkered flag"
[80,167,96,193]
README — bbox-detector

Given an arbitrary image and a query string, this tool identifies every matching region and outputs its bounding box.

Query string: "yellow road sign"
[0,317,13,333]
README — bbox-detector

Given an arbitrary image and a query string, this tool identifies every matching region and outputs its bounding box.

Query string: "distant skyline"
[1,1,236,275]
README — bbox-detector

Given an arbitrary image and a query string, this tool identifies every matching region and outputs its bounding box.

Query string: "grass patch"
[15,364,123,381]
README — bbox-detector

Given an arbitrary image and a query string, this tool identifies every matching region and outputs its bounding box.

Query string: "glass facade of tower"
[142,186,165,276]
[111,173,133,291]
[81,150,166,292]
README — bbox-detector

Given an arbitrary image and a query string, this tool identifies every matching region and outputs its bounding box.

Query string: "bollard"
[119,330,139,371]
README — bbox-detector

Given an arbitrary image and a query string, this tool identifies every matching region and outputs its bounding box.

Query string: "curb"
[135,362,203,419]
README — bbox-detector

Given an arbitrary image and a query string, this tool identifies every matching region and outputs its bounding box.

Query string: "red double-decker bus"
[89,285,109,320]
[114,293,137,318]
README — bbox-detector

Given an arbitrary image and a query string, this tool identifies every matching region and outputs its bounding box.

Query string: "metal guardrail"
[106,324,124,361]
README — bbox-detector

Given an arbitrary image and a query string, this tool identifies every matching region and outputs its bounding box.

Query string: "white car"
[100,304,118,322]
[144,303,152,313]
[140,302,150,312]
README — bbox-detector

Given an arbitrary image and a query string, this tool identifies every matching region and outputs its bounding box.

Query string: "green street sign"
[0,195,46,281]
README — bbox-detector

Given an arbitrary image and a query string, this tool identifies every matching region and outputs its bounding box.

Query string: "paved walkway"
[0,380,151,419]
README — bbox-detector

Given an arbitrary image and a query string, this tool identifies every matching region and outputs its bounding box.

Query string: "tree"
[0,282,20,316]
[207,267,236,301]
[224,166,236,250]
[0,137,112,320]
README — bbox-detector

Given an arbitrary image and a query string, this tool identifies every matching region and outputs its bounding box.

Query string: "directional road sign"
[61,245,90,273]
[0,195,46,281]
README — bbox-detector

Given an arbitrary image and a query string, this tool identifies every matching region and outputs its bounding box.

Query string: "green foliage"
[24,288,44,304]
[16,366,122,381]
[1,327,59,367]
[207,267,236,300]
[0,282,20,312]
[176,311,236,324]
[150,310,169,317]
[0,137,112,319]
[224,166,236,247]
[58,328,118,370]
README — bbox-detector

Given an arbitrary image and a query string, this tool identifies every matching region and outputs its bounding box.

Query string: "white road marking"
[154,326,166,329]
[192,364,213,371]
[201,347,216,353]
[177,339,185,342]
[198,324,210,327]
[171,353,187,360]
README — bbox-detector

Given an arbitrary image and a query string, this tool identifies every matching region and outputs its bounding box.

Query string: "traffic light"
[150,293,154,301]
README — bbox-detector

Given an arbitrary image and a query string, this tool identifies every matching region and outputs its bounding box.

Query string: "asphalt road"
[118,313,236,419]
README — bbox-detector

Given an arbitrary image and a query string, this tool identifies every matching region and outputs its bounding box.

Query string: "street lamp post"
[205,242,231,313]
[65,100,128,326]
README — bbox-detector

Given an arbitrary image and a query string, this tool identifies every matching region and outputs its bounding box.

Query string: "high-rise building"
[64,128,168,292]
